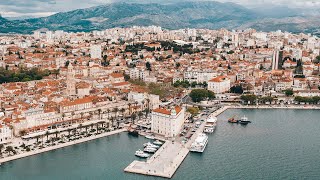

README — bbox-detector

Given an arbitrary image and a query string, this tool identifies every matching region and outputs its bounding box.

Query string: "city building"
[151,106,185,137]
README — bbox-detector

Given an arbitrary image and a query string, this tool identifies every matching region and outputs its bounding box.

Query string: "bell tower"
[66,63,76,96]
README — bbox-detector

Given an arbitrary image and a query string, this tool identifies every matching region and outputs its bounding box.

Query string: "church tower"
[66,63,76,96]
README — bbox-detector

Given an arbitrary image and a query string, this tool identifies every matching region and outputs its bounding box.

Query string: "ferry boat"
[238,116,251,125]
[143,146,157,153]
[153,140,163,145]
[143,142,159,149]
[135,150,150,158]
[204,116,217,133]
[190,133,208,153]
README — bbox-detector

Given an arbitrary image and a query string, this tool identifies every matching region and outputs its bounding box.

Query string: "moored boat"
[143,142,159,149]
[238,116,251,125]
[153,140,163,145]
[204,116,217,133]
[228,115,239,123]
[143,146,157,153]
[145,135,155,140]
[135,150,150,158]
[190,133,208,153]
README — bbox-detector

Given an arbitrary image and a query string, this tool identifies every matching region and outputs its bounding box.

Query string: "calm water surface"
[1,109,320,180]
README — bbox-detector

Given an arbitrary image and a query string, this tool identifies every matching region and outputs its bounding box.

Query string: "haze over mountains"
[0,1,319,35]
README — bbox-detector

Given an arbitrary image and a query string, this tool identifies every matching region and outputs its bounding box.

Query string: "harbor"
[124,107,218,178]
[1,109,320,180]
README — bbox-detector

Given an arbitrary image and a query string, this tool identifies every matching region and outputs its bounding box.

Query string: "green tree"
[187,107,200,116]
[230,85,244,94]
[191,81,198,88]
[240,94,257,104]
[189,89,215,102]
[146,62,152,71]
[283,89,294,96]
[65,60,70,67]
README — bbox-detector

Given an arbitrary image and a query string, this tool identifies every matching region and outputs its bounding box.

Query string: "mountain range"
[0,1,319,35]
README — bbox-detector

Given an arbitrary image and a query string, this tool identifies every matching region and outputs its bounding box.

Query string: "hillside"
[0,2,319,35]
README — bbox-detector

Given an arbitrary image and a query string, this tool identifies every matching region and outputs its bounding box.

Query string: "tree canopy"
[0,67,51,84]
[189,89,215,102]
[240,94,257,104]
[230,85,243,94]
[283,89,294,96]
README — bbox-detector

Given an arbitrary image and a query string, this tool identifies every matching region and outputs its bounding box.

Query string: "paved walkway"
[124,141,189,179]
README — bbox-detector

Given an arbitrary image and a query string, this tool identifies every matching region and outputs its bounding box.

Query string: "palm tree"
[134,101,138,111]
[97,109,102,120]
[144,108,150,118]
[113,107,118,119]
[96,123,99,133]
[80,112,84,120]
[5,146,14,155]
[45,131,50,141]
[110,117,115,127]
[55,130,59,139]
[128,103,132,115]
[107,109,111,119]
[120,108,126,117]
[146,98,150,110]
[0,144,4,157]
[138,111,143,120]
[79,124,83,132]
[67,128,72,137]
[142,100,145,109]
[131,113,137,124]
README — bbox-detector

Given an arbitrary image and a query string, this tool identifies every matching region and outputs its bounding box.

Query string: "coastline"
[0,128,126,164]
[208,105,320,119]
[1,105,318,165]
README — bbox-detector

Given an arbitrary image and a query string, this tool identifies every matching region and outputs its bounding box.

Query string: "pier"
[124,141,189,178]
[124,106,228,178]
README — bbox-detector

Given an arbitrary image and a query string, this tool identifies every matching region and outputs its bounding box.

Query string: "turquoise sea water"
[1,109,320,180]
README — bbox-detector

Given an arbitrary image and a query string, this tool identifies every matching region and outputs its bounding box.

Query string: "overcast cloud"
[0,0,319,18]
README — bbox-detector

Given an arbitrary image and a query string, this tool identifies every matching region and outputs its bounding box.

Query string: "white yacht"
[135,150,150,158]
[145,135,155,140]
[204,116,217,133]
[190,133,208,153]
[144,146,157,153]
[143,142,159,149]
[153,140,163,145]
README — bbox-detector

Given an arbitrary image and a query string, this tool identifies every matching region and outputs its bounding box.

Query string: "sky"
[0,0,319,18]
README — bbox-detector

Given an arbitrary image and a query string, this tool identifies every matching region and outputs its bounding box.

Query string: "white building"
[208,76,231,94]
[184,70,217,83]
[0,124,13,144]
[151,106,185,137]
[129,68,147,80]
[90,44,102,59]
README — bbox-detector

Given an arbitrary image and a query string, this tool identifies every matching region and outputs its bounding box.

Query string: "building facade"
[151,106,185,137]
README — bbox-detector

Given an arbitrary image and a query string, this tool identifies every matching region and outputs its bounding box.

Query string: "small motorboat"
[135,150,150,158]
[153,140,163,145]
[228,116,238,123]
[143,142,159,149]
[238,116,251,125]
[145,135,155,140]
[144,146,157,153]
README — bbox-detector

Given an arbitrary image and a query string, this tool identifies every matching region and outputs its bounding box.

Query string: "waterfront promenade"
[0,128,126,164]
